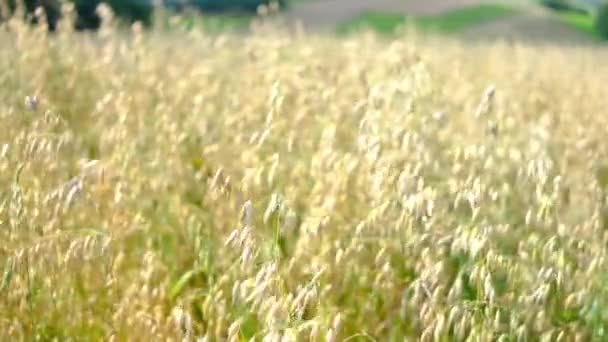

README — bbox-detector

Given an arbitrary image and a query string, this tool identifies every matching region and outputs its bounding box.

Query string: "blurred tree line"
[1,0,285,30]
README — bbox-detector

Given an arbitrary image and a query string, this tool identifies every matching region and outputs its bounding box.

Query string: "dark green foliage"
[1,0,61,30]
[27,0,61,29]
[71,0,154,29]
[540,0,587,13]
[3,0,286,30]
[2,0,153,30]
[541,0,571,11]
[191,0,285,12]
[596,3,608,39]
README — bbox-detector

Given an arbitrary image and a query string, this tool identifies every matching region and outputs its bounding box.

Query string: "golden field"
[1,9,608,341]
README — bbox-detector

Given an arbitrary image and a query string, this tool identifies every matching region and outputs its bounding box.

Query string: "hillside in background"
[285,0,606,42]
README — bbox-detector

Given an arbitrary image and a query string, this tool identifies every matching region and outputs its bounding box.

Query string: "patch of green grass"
[179,14,252,32]
[558,11,603,38]
[338,4,519,35]
[338,12,408,35]
[418,4,519,32]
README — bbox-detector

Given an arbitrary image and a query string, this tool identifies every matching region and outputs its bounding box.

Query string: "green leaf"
[169,268,203,301]
[0,259,15,293]
[597,165,608,190]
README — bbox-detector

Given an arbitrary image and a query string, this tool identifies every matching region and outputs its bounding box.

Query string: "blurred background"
[3,0,608,43]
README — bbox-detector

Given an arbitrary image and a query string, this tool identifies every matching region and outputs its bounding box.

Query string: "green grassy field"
[338,4,519,35]
[2,8,608,341]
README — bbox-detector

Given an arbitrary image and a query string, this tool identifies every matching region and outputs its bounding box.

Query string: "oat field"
[1,8,608,341]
